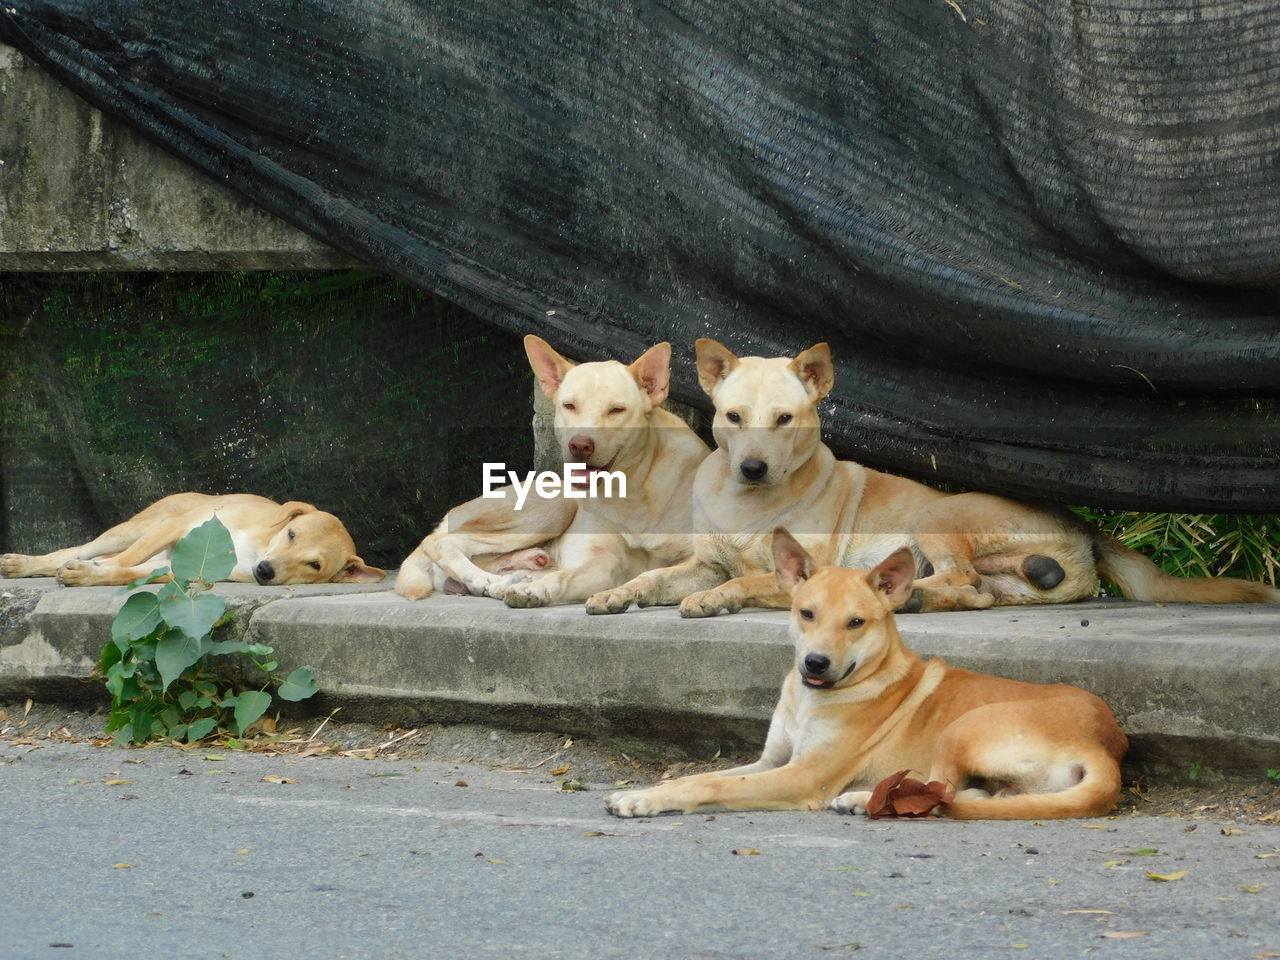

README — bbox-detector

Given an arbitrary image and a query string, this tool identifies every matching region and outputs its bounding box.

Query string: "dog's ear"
[867,547,916,608]
[524,335,576,398]
[335,557,386,583]
[788,343,834,403]
[272,501,317,528]
[772,527,814,592]
[628,341,671,408]
[695,338,739,397]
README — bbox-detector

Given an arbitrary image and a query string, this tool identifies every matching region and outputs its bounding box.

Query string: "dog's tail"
[1092,531,1278,604]
[942,751,1124,821]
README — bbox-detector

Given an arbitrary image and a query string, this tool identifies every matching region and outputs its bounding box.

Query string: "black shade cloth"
[3,0,1278,510]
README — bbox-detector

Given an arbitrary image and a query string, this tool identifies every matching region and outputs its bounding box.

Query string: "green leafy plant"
[1267,769,1280,784]
[98,516,319,745]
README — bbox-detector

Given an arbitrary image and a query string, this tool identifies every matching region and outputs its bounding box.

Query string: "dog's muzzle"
[800,652,856,690]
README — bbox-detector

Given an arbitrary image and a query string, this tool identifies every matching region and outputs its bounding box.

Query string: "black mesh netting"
[0,273,533,567]
[1,0,1278,511]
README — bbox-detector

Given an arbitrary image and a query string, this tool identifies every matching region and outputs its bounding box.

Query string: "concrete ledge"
[2,575,1278,776]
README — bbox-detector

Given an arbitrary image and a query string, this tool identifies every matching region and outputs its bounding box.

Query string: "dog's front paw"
[484,571,533,598]
[830,790,873,816]
[503,580,554,608]
[1,553,36,578]
[606,788,680,818]
[56,559,96,587]
[585,586,636,615]
[679,588,738,619]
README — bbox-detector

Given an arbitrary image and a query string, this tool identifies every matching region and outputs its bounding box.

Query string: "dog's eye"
[726,411,742,424]
[287,528,295,541]
[309,561,322,570]
[777,413,793,425]
[609,406,626,416]
[799,608,814,621]
[562,402,576,412]
[848,617,865,630]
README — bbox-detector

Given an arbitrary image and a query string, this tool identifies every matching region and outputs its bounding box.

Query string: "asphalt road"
[2,742,1278,960]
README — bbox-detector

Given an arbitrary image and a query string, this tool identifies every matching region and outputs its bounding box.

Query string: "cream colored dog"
[394,336,710,606]
[587,339,1277,616]
[1,492,384,587]
[606,530,1128,819]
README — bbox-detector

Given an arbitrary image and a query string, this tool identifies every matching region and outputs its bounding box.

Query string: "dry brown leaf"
[1239,884,1263,894]
[1102,932,1146,939]
[1222,828,1244,836]
[454,780,469,787]
[549,764,571,776]
[260,774,299,785]
[112,863,132,870]
[1063,909,1116,915]
[103,779,132,786]
[1145,869,1190,882]
[866,769,954,819]
[732,848,761,856]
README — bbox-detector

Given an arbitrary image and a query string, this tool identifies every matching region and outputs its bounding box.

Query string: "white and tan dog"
[588,339,1278,616]
[1,492,385,587]
[606,530,1129,820]
[394,336,710,606]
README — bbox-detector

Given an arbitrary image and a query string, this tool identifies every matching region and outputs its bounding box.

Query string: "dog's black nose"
[803,653,830,676]
[740,458,768,481]
[254,560,275,584]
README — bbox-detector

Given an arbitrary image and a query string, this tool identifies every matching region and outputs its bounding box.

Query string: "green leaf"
[98,638,124,674]
[158,582,226,641]
[208,640,272,658]
[104,661,130,699]
[233,690,272,734]
[171,516,238,585]
[112,591,164,648]
[178,689,198,711]
[277,667,319,702]
[186,717,218,742]
[154,628,211,693]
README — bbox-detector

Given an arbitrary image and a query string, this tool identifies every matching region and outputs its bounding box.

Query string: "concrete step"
[2,575,1278,777]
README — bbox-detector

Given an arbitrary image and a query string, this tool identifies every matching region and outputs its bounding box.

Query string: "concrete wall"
[0,43,357,271]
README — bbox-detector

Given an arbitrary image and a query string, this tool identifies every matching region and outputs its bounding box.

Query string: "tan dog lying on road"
[394,336,710,605]
[1,492,385,587]
[588,339,1277,616]
[607,530,1128,819]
